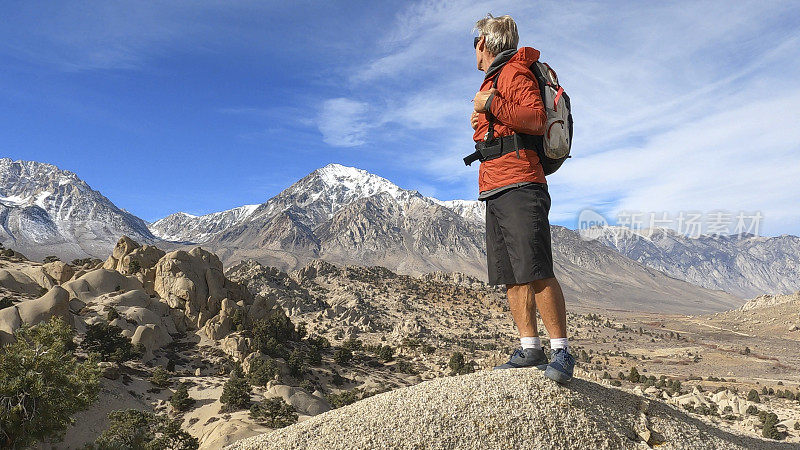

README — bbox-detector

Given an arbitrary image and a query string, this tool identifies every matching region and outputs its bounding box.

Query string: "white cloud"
[317,98,372,147]
[344,0,800,234]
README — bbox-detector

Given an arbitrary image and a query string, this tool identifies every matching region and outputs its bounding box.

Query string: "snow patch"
[315,163,405,200]
[0,194,28,206]
[34,191,52,209]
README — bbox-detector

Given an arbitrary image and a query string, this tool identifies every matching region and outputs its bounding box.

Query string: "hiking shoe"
[544,348,575,384]
[493,347,549,370]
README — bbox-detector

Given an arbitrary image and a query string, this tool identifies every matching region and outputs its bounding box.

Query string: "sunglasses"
[473,36,481,48]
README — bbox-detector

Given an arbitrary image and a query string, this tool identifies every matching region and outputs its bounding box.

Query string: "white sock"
[550,337,569,350]
[520,336,541,349]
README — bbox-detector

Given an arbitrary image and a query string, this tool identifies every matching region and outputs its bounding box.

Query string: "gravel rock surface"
[227,370,793,450]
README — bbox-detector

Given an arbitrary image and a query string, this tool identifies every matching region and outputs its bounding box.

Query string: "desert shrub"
[43,255,60,263]
[248,358,279,386]
[331,370,346,386]
[760,411,782,440]
[288,349,305,378]
[170,383,196,412]
[325,389,362,409]
[295,322,307,340]
[299,379,317,393]
[746,405,759,415]
[149,366,172,388]
[95,409,198,449]
[342,337,362,352]
[694,404,718,416]
[602,371,611,379]
[794,421,800,430]
[333,347,353,365]
[252,315,299,359]
[307,345,322,365]
[306,334,330,350]
[249,398,297,428]
[611,380,622,387]
[448,351,474,375]
[0,296,13,309]
[257,336,289,360]
[220,370,251,411]
[166,358,176,372]
[627,367,640,383]
[747,389,761,403]
[377,345,395,362]
[230,308,246,332]
[253,314,298,343]
[394,359,417,374]
[401,337,421,349]
[421,342,436,354]
[0,317,100,448]
[82,322,138,362]
[106,307,120,321]
[128,259,141,274]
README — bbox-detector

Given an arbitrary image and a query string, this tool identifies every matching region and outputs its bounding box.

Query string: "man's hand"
[473,88,497,113]
[470,111,479,130]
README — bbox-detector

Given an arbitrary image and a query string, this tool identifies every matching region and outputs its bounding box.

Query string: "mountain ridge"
[0,157,156,261]
[1,158,796,303]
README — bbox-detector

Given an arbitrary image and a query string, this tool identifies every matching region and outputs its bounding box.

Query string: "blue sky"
[2,1,799,236]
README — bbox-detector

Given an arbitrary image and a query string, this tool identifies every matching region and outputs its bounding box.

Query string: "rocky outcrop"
[103,236,165,295]
[262,384,331,416]
[0,267,44,296]
[739,292,800,311]
[228,370,788,450]
[43,260,75,284]
[0,285,71,344]
[155,247,239,329]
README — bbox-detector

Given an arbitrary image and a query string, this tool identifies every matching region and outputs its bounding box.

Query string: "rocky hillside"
[2,239,798,447]
[229,369,791,450]
[593,227,800,298]
[0,158,157,261]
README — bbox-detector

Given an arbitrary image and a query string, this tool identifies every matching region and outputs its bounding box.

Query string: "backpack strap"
[483,72,501,144]
[484,68,521,158]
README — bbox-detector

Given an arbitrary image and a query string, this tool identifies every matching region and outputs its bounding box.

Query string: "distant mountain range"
[2,157,798,309]
[0,158,155,261]
[592,227,800,298]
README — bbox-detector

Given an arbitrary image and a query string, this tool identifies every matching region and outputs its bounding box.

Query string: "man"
[469,14,574,383]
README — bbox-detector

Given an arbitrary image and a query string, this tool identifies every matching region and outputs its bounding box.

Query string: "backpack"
[463,57,573,174]
[527,61,573,175]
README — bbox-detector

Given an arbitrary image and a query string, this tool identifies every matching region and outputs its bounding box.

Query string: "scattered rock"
[97,361,120,380]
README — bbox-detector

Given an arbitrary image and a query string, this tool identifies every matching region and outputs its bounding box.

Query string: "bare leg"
[505,283,538,337]
[532,277,567,339]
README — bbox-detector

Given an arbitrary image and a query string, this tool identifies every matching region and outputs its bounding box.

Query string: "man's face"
[474,35,484,71]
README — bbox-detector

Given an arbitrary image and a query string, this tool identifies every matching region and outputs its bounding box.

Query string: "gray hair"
[474,14,519,55]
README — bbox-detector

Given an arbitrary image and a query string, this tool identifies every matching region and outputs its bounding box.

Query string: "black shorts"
[484,183,555,285]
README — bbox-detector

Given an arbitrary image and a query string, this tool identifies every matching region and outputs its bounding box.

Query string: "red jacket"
[473,47,547,193]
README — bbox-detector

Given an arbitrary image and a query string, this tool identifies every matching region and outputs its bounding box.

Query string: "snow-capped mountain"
[150,205,260,242]
[0,158,156,260]
[149,164,448,243]
[433,199,485,224]
[591,226,800,298]
[182,164,489,277]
